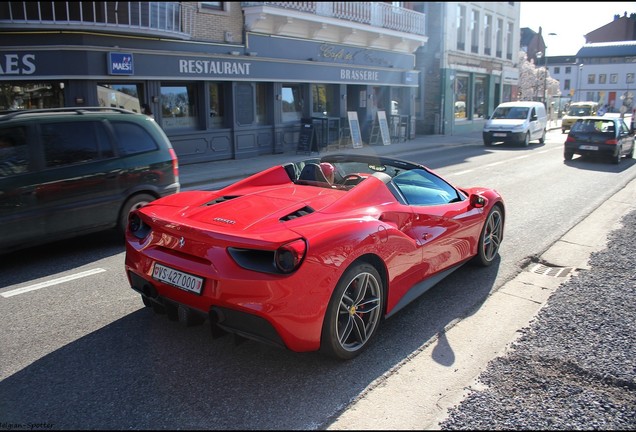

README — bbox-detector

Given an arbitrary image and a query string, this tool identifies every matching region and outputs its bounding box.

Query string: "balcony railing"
[242,2,426,36]
[0,2,195,38]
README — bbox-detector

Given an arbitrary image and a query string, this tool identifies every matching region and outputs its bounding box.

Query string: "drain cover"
[530,264,573,277]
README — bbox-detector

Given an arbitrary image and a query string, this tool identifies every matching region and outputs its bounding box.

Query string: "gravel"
[439,209,636,430]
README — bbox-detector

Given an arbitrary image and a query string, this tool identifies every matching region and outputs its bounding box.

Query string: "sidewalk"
[178,120,563,190]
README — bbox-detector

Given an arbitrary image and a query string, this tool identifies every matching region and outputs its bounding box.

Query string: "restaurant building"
[0,2,427,164]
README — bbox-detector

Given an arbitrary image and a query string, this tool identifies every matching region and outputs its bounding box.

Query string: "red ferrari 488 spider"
[125,154,504,360]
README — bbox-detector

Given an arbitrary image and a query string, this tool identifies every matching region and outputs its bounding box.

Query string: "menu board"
[347,111,363,149]
[296,121,317,154]
[377,111,391,146]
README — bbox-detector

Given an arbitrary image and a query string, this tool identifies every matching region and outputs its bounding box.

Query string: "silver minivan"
[483,101,547,146]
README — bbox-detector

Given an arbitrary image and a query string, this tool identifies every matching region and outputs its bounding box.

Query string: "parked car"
[564,116,635,164]
[561,101,599,133]
[483,101,547,146]
[0,107,180,253]
[125,154,505,360]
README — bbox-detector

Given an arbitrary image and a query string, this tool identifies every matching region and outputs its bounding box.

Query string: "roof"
[576,40,636,57]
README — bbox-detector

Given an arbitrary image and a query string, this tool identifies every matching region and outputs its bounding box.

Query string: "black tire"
[119,193,155,234]
[473,205,504,267]
[522,132,530,147]
[321,262,384,360]
[564,151,573,161]
[539,129,546,144]
[628,144,634,159]
[483,139,492,147]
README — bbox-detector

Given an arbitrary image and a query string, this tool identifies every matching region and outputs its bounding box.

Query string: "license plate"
[580,145,598,150]
[152,263,204,295]
[493,133,507,137]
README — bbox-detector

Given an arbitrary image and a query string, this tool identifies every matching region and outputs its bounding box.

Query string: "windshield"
[491,107,528,120]
[568,106,592,116]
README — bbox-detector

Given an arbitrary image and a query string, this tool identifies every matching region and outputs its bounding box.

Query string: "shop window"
[0,82,65,110]
[97,83,143,113]
[454,75,469,121]
[235,83,254,126]
[311,84,336,117]
[160,84,197,130]
[209,83,225,127]
[256,83,269,125]
[473,76,487,119]
[281,84,302,123]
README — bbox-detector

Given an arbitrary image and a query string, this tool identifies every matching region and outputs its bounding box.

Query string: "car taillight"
[169,148,179,180]
[128,213,151,240]
[604,139,618,145]
[565,135,576,143]
[274,239,307,273]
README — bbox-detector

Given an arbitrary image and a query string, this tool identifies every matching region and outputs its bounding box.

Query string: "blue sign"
[108,52,134,75]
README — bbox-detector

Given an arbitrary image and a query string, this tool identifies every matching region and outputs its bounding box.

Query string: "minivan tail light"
[169,148,179,180]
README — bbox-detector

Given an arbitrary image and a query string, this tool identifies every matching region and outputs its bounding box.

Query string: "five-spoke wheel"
[321,263,384,360]
[474,205,504,266]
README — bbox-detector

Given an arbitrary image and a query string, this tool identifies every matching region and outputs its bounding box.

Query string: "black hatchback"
[564,116,635,164]
[0,107,180,253]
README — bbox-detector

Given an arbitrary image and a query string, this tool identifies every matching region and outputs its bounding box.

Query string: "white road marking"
[1,268,107,298]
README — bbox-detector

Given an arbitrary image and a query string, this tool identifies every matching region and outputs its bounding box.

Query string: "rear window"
[571,119,616,134]
[112,121,159,155]
[568,107,593,116]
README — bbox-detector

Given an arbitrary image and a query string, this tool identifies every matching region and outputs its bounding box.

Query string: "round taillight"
[274,239,307,273]
[128,213,150,239]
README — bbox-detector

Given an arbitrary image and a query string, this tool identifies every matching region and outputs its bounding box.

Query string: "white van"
[483,101,547,146]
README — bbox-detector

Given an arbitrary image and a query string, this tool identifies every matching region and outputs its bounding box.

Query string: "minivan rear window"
[112,121,159,155]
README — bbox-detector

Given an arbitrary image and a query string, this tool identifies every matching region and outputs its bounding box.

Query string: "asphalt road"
[1,129,635,430]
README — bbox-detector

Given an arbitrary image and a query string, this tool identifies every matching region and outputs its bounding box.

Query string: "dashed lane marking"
[1,268,107,298]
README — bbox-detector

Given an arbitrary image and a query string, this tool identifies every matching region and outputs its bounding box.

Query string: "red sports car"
[125,154,505,360]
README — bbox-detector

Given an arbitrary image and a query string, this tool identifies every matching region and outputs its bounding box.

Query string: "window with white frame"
[470,10,479,54]
[610,74,618,84]
[627,73,635,84]
[484,15,492,56]
[457,5,466,51]
[496,18,503,58]
[506,22,514,60]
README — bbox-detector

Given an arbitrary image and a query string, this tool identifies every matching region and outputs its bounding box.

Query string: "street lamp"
[542,32,557,106]
[577,63,583,102]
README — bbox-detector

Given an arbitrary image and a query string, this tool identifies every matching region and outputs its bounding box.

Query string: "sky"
[519,2,635,56]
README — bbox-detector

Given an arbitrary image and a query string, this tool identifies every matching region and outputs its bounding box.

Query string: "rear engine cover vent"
[207,195,240,205]
[280,206,315,222]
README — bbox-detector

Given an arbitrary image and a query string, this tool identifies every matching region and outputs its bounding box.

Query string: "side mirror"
[531,115,538,121]
[470,194,488,208]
